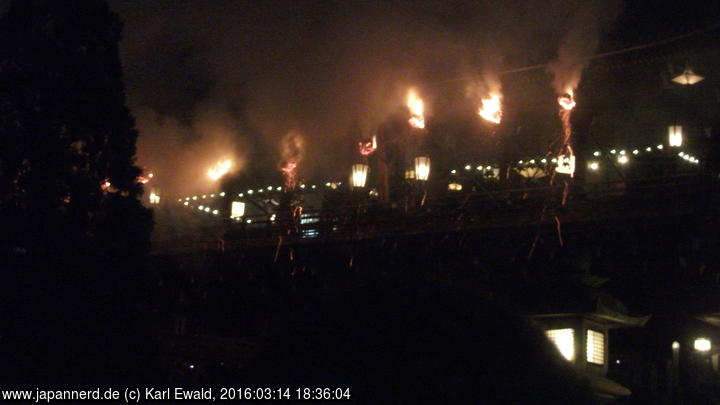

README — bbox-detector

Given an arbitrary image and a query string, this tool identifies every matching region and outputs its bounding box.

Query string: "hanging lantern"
[555,155,575,175]
[351,163,369,188]
[414,156,431,181]
[672,68,704,85]
[404,169,416,180]
[230,201,245,218]
[516,167,547,179]
[668,125,683,147]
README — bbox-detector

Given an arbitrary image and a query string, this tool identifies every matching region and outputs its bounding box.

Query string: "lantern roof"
[672,68,704,85]
[526,275,650,328]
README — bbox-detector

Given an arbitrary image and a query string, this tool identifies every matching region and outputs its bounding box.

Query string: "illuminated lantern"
[546,328,575,361]
[694,337,711,352]
[149,189,160,205]
[517,167,547,179]
[448,182,463,191]
[351,163,369,188]
[414,156,431,182]
[404,169,416,180]
[230,201,245,218]
[555,155,575,175]
[668,125,683,147]
[672,68,704,85]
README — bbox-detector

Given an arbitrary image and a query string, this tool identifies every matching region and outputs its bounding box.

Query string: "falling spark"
[554,216,564,247]
[478,93,502,124]
[407,89,425,129]
[274,236,283,263]
[208,159,233,181]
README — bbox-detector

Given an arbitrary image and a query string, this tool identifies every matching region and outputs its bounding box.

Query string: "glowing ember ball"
[558,91,576,110]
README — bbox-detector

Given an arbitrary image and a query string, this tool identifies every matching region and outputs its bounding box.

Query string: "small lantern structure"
[414,156,431,182]
[149,189,160,205]
[230,201,245,219]
[351,164,369,188]
[672,68,704,85]
[533,293,649,401]
[669,125,683,147]
[517,166,547,179]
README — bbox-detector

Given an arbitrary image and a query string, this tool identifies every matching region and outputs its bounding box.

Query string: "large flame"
[478,93,502,124]
[407,90,425,129]
[207,159,233,181]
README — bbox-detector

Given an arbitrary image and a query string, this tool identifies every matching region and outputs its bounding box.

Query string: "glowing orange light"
[101,179,112,191]
[478,93,502,124]
[281,161,298,189]
[208,159,233,181]
[407,90,425,129]
[359,135,378,156]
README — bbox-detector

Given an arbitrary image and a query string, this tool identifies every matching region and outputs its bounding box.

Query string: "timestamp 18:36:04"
[219,387,351,400]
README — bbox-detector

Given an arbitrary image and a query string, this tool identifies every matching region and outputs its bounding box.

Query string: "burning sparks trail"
[281,161,298,189]
[557,90,576,175]
[478,93,502,124]
[359,135,377,156]
[208,159,233,181]
[406,89,425,129]
[279,131,305,190]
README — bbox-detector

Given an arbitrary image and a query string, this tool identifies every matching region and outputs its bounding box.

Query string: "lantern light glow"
[694,337,711,352]
[669,125,683,147]
[547,328,575,361]
[414,156,431,181]
[351,164,369,188]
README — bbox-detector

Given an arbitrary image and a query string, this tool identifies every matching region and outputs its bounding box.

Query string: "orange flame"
[407,90,425,129]
[478,93,502,124]
[207,159,233,181]
[281,161,298,189]
[359,135,377,156]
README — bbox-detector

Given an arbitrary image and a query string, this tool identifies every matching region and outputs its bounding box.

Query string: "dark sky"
[103,0,719,196]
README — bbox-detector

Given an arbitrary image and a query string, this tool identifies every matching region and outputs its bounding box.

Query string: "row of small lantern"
[176,182,350,204]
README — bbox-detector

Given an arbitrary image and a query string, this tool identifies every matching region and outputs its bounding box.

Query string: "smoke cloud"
[548,0,623,94]
[107,0,623,197]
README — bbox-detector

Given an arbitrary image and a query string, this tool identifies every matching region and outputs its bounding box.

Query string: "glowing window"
[546,328,575,361]
[586,329,605,365]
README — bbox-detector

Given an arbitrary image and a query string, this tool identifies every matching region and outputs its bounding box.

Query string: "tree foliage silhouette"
[0,0,153,385]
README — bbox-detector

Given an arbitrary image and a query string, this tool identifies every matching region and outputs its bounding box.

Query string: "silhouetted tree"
[0,0,153,386]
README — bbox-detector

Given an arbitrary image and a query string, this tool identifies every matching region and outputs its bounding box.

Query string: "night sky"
[98,0,720,195]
